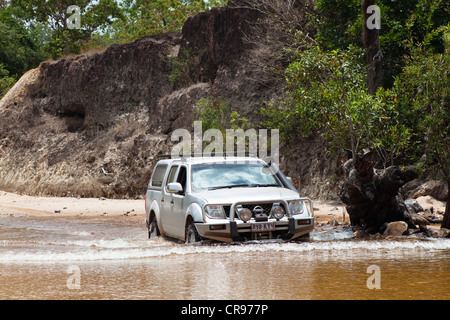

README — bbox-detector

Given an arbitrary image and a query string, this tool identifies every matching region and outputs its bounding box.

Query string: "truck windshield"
[191,162,281,192]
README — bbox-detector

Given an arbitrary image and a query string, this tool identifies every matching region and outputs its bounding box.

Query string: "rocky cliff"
[0,3,340,199]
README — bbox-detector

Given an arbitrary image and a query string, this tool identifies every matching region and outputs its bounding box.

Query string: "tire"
[148,216,161,239]
[185,223,201,244]
[291,232,310,242]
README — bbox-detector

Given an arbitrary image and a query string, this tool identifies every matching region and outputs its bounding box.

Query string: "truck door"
[171,165,187,239]
[162,164,179,237]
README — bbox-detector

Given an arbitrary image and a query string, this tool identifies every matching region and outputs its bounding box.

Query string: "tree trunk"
[442,179,450,229]
[339,150,420,233]
[362,0,383,95]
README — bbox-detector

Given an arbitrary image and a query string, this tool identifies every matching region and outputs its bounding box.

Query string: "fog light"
[237,206,252,222]
[271,204,285,220]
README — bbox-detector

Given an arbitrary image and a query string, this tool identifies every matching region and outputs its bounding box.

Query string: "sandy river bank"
[0,190,355,229]
[1,190,446,226]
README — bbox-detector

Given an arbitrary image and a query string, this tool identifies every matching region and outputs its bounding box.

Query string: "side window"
[165,165,179,189]
[176,166,187,194]
[150,164,167,188]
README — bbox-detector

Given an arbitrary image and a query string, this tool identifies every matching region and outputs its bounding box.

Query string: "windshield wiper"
[208,184,250,190]
[250,184,280,187]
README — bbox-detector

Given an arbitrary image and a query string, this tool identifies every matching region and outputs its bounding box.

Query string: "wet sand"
[0,191,144,217]
[1,189,445,226]
[0,190,349,226]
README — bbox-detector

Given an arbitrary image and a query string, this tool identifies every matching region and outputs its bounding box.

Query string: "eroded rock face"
[0,3,341,199]
[0,32,184,198]
[39,32,182,131]
[179,4,260,85]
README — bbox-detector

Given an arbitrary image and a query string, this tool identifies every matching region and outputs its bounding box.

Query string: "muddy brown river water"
[0,215,449,300]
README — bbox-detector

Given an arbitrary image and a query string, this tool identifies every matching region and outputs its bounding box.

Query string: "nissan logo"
[253,206,264,215]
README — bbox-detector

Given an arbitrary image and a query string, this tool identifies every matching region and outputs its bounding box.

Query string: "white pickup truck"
[145,155,314,243]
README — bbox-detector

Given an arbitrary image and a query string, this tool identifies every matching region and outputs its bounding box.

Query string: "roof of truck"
[155,154,266,166]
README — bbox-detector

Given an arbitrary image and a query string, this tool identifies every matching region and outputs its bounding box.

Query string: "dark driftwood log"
[339,151,421,234]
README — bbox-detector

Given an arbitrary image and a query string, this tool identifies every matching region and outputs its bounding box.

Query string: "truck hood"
[194,187,300,204]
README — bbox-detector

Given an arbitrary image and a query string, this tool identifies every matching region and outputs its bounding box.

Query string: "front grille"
[223,203,286,219]
[241,203,273,216]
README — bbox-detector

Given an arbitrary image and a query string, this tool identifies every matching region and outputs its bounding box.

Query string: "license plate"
[251,222,275,232]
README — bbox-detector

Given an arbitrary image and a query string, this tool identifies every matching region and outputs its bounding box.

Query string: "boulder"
[328,219,339,226]
[408,213,430,227]
[415,195,446,213]
[351,230,368,239]
[425,227,450,238]
[404,199,424,214]
[383,221,409,236]
[402,179,448,202]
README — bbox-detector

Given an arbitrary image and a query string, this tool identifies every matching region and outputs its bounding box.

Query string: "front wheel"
[185,223,201,244]
[148,216,161,239]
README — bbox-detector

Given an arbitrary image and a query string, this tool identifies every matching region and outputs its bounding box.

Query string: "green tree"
[262,45,412,164]
[313,0,361,50]
[393,31,450,228]
[11,0,124,58]
[0,2,46,97]
[313,0,449,87]
[0,4,45,74]
[0,63,16,98]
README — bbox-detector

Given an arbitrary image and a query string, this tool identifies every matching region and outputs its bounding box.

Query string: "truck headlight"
[271,203,285,220]
[236,205,252,222]
[288,200,304,215]
[204,205,226,219]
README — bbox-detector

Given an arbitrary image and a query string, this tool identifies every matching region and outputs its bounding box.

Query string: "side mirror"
[167,182,183,194]
[286,177,293,183]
